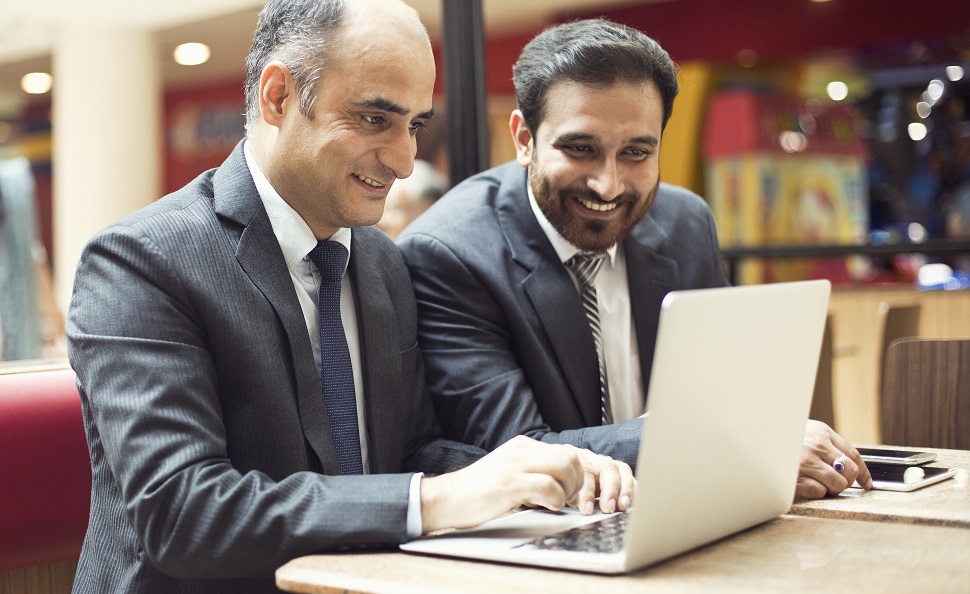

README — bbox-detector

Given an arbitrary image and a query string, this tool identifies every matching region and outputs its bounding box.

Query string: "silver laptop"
[401,280,831,574]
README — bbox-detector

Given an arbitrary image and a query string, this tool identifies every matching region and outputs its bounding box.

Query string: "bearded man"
[398,18,870,500]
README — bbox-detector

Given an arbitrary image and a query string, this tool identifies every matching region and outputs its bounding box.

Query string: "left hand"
[795,420,872,499]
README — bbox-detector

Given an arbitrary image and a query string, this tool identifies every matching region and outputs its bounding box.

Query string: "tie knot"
[566,252,607,287]
[308,241,348,283]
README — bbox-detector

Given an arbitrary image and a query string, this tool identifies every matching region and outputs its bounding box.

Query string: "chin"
[563,221,623,252]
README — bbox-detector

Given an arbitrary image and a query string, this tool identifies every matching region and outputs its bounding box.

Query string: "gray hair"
[244,0,348,136]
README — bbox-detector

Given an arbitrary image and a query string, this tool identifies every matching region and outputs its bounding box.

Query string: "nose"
[586,158,624,200]
[380,128,417,180]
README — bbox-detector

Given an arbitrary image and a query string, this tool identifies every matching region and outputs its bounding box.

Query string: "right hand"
[419,436,634,533]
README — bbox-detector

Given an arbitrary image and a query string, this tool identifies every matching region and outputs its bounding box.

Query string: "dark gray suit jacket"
[66,141,483,593]
[398,161,729,467]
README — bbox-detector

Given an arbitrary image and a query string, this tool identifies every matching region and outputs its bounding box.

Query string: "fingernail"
[865,478,873,490]
[620,495,631,510]
[585,500,594,515]
[608,498,616,513]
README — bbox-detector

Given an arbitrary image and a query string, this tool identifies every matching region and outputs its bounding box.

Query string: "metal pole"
[441,0,490,187]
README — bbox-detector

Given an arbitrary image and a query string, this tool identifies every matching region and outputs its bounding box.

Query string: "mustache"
[361,164,397,187]
[559,187,633,205]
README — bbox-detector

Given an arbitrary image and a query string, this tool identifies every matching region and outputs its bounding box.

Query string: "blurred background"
[1,1,970,444]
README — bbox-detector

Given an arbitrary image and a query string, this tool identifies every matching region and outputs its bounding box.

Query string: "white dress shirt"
[527,179,646,423]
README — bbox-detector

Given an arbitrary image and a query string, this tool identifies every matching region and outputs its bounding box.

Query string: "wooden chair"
[808,315,835,428]
[881,338,970,449]
[876,302,921,402]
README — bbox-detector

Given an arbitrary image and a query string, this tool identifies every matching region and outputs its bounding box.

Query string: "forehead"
[537,79,664,143]
[317,22,436,113]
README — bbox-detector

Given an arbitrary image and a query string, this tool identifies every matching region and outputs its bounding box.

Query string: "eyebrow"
[356,98,435,121]
[555,132,659,147]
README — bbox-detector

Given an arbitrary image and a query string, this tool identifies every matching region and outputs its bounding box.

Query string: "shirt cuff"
[406,472,424,539]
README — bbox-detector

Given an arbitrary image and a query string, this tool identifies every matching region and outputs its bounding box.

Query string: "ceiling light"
[21,72,53,94]
[946,65,964,82]
[826,81,848,101]
[916,101,931,119]
[173,42,211,66]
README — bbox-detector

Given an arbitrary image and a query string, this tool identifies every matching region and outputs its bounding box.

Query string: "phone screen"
[864,465,957,491]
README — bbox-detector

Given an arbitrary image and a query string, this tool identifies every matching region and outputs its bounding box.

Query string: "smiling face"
[255,3,435,239]
[511,79,663,253]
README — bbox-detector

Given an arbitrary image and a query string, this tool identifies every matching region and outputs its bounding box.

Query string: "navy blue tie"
[307,241,363,475]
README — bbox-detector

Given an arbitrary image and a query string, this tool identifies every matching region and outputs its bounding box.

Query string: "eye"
[408,120,428,136]
[562,145,593,157]
[623,147,652,161]
[363,114,387,127]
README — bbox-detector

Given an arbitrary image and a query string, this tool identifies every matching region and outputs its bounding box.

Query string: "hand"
[568,447,636,515]
[419,436,634,533]
[795,420,872,499]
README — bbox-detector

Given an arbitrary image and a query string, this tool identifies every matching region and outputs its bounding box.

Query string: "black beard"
[531,169,658,253]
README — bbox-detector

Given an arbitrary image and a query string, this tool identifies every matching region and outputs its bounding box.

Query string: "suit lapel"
[496,165,602,426]
[213,141,339,474]
[624,205,680,407]
[347,229,405,474]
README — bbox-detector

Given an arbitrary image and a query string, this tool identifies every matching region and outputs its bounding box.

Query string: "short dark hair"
[244,0,348,135]
[512,18,679,134]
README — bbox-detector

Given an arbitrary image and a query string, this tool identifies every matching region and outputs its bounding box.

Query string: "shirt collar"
[244,141,352,274]
[526,169,617,266]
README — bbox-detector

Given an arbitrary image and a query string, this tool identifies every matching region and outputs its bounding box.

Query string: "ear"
[259,61,293,129]
[509,109,534,167]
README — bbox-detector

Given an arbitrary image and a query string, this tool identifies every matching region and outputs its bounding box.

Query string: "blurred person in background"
[0,156,65,361]
[376,159,445,240]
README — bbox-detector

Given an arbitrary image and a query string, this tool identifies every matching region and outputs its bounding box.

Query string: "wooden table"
[790,447,970,527]
[278,446,970,593]
[276,515,970,593]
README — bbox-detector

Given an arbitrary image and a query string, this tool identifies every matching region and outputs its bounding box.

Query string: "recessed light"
[174,42,211,66]
[21,72,53,94]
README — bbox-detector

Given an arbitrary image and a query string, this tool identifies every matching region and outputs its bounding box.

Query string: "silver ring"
[833,454,848,473]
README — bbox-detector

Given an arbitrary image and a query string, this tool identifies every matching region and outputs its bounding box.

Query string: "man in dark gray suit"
[66,3,633,592]
[399,19,871,500]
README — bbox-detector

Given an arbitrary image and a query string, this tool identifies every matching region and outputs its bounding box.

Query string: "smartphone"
[857,447,937,466]
[860,464,958,492]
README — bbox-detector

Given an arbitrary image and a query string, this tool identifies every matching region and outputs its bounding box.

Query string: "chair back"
[0,365,90,572]
[877,302,921,401]
[881,338,970,449]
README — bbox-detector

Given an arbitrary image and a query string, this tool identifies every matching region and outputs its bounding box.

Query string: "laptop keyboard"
[513,512,628,554]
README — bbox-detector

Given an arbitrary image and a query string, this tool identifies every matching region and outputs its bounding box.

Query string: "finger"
[854,457,872,490]
[569,463,597,515]
[839,446,872,490]
[795,475,828,499]
[826,454,856,495]
[616,463,636,511]
[594,458,621,514]
[566,451,596,516]
[798,450,848,497]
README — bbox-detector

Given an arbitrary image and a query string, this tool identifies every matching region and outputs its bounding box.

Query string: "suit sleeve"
[67,227,414,580]
[400,232,643,467]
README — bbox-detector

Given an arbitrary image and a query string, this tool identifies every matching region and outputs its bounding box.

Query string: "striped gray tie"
[566,253,613,425]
